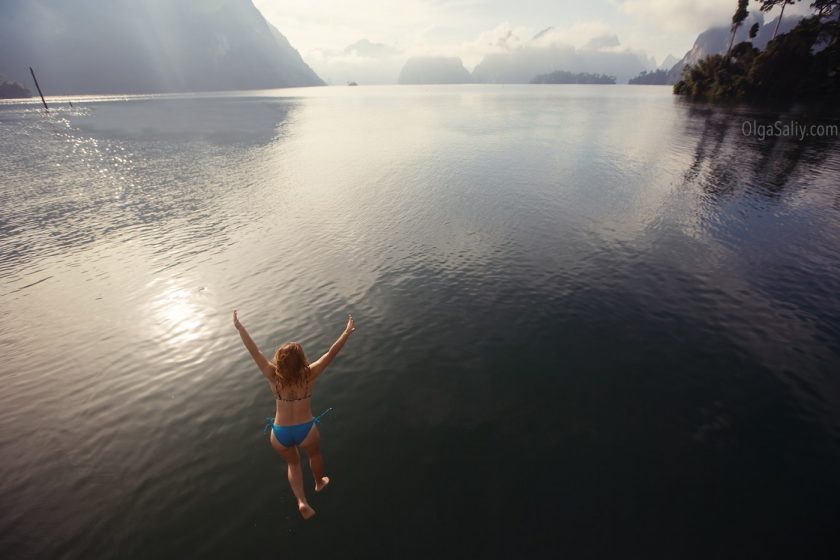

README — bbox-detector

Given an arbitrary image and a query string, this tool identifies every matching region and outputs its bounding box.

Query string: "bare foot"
[315,476,330,492]
[298,502,316,520]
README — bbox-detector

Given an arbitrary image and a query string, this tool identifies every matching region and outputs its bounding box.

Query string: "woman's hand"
[345,314,356,335]
[233,309,273,377]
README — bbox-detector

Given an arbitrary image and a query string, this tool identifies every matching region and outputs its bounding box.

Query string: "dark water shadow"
[677,100,840,200]
[673,99,840,442]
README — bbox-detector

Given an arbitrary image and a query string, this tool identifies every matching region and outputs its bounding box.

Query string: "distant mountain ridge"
[658,55,679,71]
[0,0,323,95]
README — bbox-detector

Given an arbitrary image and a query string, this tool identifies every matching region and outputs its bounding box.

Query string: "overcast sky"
[253,0,807,84]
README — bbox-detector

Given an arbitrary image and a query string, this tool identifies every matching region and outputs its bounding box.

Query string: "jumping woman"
[233,309,355,519]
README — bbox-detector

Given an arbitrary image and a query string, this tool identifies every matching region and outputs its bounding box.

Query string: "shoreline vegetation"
[628,69,670,85]
[674,0,839,102]
[530,70,616,84]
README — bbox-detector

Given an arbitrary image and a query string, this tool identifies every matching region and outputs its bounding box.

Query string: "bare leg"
[287,460,315,518]
[300,425,330,492]
[271,434,315,519]
[309,453,328,491]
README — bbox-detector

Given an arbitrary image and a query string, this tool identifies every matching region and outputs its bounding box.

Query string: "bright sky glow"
[254,0,809,84]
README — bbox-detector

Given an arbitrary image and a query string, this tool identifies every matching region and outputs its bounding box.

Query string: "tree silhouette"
[755,1,800,39]
[674,9,838,101]
[728,0,751,57]
[810,0,840,17]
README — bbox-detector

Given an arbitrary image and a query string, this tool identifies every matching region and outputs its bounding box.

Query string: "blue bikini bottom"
[264,408,333,448]
[271,419,315,447]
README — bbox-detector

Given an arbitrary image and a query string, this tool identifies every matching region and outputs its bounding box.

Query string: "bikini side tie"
[314,407,334,423]
[263,407,334,434]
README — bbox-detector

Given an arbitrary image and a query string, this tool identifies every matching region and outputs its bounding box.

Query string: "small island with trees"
[531,70,616,84]
[628,69,670,85]
[0,75,32,99]
[673,0,839,101]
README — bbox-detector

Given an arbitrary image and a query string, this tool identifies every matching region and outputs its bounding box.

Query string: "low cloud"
[308,40,405,85]
[584,34,621,50]
[618,0,743,34]
[307,20,659,85]
[617,0,812,34]
[469,23,654,84]
[531,21,614,48]
[344,39,402,58]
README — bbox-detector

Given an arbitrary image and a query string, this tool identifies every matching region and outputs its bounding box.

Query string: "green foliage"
[727,0,751,56]
[530,70,616,84]
[674,13,840,101]
[673,43,759,99]
[757,0,838,18]
[733,0,750,26]
[756,0,798,14]
[628,69,670,85]
[811,0,840,17]
[747,16,820,97]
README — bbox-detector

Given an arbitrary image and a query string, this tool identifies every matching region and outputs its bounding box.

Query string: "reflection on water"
[1,86,839,559]
[147,280,211,355]
[680,101,840,199]
[676,101,840,447]
[0,96,297,282]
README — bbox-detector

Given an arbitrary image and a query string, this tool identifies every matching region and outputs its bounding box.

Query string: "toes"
[315,476,330,492]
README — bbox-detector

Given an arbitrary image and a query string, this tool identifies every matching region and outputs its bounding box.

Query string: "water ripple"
[1,87,839,558]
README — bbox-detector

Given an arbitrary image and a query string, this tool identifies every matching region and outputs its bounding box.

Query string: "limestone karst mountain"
[0,0,323,94]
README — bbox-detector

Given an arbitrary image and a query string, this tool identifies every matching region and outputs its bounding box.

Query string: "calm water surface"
[1,85,839,558]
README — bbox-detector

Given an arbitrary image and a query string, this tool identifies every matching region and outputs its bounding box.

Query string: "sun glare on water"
[148,281,210,350]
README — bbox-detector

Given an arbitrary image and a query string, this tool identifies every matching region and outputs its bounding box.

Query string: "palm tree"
[756,0,799,39]
[810,0,840,17]
[773,1,790,38]
[727,0,751,57]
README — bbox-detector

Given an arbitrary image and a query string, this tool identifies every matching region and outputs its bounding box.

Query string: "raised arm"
[309,314,355,381]
[233,309,273,378]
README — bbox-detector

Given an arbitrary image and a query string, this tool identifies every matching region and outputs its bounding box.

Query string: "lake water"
[1,85,839,558]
